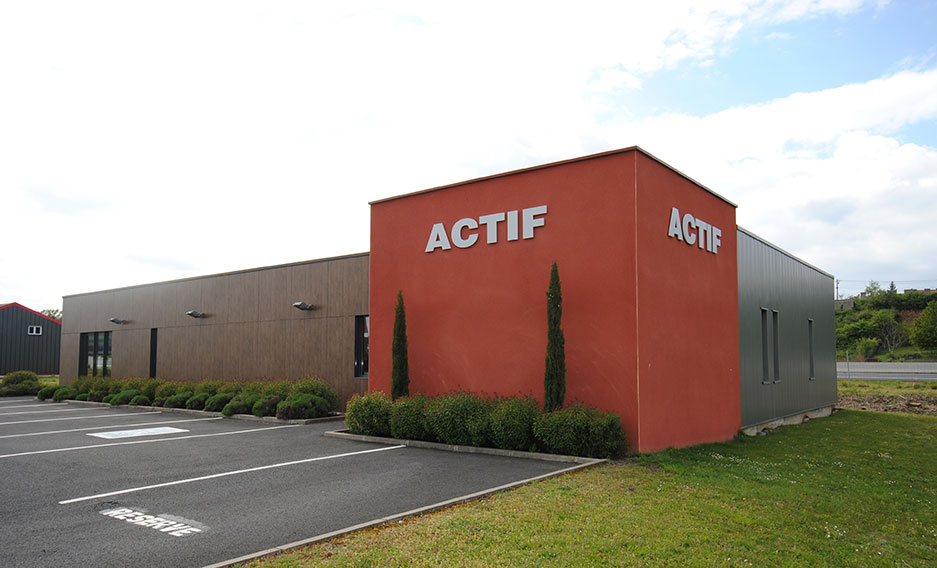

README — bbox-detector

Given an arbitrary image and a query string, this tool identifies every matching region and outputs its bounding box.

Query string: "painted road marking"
[0,407,95,416]
[1,424,301,459]
[60,445,407,504]
[0,417,222,439]
[0,403,68,410]
[0,411,162,426]
[88,426,189,439]
[100,507,206,537]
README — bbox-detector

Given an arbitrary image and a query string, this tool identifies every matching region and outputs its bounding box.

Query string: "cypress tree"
[391,290,410,399]
[544,262,566,412]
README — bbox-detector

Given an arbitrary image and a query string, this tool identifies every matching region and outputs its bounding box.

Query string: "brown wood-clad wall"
[60,253,370,404]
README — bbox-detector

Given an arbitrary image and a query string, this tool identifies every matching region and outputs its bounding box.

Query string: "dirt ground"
[838,393,937,416]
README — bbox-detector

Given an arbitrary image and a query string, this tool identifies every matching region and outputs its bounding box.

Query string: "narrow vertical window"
[354,315,369,378]
[761,308,769,384]
[808,319,815,380]
[772,310,780,384]
[149,328,158,379]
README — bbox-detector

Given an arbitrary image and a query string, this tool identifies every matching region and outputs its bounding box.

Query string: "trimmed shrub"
[424,393,491,447]
[129,395,152,406]
[52,386,78,402]
[261,380,293,399]
[75,393,90,401]
[185,392,211,410]
[195,380,225,396]
[88,390,108,402]
[102,394,115,404]
[140,379,163,400]
[1,370,39,386]
[292,378,339,412]
[73,376,95,393]
[37,385,60,401]
[110,389,141,406]
[346,392,393,436]
[252,396,281,418]
[90,377,113,394]
[218,382,242,394]
[153,396,167,407]
[490,397,540,451]
[276,394,330,420]
[204,392,236,412]
[107,380,126,395]
[154,381,181,399]
[534,404,627,458]
[163,391,194,409]
[390,395,430,441]
[221,393,262,417]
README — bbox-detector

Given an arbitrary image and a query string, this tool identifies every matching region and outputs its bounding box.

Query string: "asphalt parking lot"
[0,397,586,567]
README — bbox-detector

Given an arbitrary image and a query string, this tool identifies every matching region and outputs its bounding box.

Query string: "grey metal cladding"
[737,228,836,428]
[0,305,62,375]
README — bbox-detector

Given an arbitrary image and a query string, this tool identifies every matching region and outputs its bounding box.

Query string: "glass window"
[79,331,112,377]
[27,325,42,336]
[808,319,815,380]
[354,315,369,378]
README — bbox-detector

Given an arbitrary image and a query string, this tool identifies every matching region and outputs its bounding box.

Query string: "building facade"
[60,254,369,404]
[0,302,61,375]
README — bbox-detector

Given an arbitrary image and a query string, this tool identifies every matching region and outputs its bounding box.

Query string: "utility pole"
[836,279,840,299]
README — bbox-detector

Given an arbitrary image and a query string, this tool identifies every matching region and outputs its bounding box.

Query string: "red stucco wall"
[369,148,740,452]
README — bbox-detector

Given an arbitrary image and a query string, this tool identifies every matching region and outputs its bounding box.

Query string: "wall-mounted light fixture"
[186,310,206,319]
[108,317,127,325]
[292,301,317,311]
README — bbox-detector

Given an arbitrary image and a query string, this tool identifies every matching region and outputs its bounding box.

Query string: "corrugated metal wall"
[0,305,62,375]
[738,228,836,427]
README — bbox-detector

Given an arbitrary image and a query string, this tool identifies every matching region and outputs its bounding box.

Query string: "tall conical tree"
[391,290,410,399]
[544,262,566,412]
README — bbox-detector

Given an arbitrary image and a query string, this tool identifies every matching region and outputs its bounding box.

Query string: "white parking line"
[0,424,302,459]
[0,411,162,426]
[0,407,95,416]
[0,403,68,410]
[59,445,406,504]
[0,417,223,439]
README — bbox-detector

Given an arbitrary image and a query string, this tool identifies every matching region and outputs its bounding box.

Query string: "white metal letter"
[522,205,547,239]
[668,207,683,241]
[478,213,505,244]
[682,213,697,246]
[451,217,479,248]
[712,226,722,254]
[507,210,519,241]
[425,223,451,252]
[695,218,711,251]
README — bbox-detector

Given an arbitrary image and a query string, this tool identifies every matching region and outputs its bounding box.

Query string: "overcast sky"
[2,0,936,310]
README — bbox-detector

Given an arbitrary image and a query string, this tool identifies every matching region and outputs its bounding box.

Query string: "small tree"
[544,262,566,412]
[41,308,63,321]
[911,301,937,351]
[391,290,410,399]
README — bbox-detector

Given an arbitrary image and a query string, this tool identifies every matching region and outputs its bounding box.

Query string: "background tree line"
[837,282,937,361]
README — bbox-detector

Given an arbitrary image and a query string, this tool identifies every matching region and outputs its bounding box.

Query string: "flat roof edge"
[369,146,737,208]
[737,226,834,279]
[63,252,370,299]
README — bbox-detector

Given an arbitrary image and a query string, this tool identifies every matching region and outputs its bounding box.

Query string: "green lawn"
[838,379,937,396]
[245,410,936,567]
[38,375,59,387]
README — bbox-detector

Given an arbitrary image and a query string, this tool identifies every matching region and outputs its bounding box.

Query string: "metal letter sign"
[426,205,547,253]
[667,207,722,254]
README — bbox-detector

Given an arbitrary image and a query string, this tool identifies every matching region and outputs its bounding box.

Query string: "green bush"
[218,382,242,394]
[185,392,211,410]
[346,392,393,436]
[129,395,152,406]
[110,389,141,406]
[292,378,339,412]
[276,394,330,420]
[73,376,95,393]
[195,380,225,396]
[855,337,880,358]
[163,391,194,409]
[75,393,90,401]
[534,404,626,458]
[424,393,492,447]
[153,396,167,407]
[37,384,61,401]
[52,386,78,402]
[204,392,236,412]
[490,397,540,451]
[139,379,163,400]
[252,396,281,417]
[221,392,262,417]
[107,380,126,395]
[89,390,108,402]
[390,395,430,441]
[102,394,115,404]
[154,382,181,399]
[261,380,293,399]
[1,370,39,386]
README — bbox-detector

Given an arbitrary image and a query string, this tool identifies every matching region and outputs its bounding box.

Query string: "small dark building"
[0,302,62,375]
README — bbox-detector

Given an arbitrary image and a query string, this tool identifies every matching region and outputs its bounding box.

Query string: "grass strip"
[244,410,936,567]
[838,379,937,396]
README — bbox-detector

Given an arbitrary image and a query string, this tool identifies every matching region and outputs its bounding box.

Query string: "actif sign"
[667,207,722,254]
[426,205,547,253]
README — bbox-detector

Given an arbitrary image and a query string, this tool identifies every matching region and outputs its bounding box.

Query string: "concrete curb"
[324,429,601,464]
[53,399,346,425]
